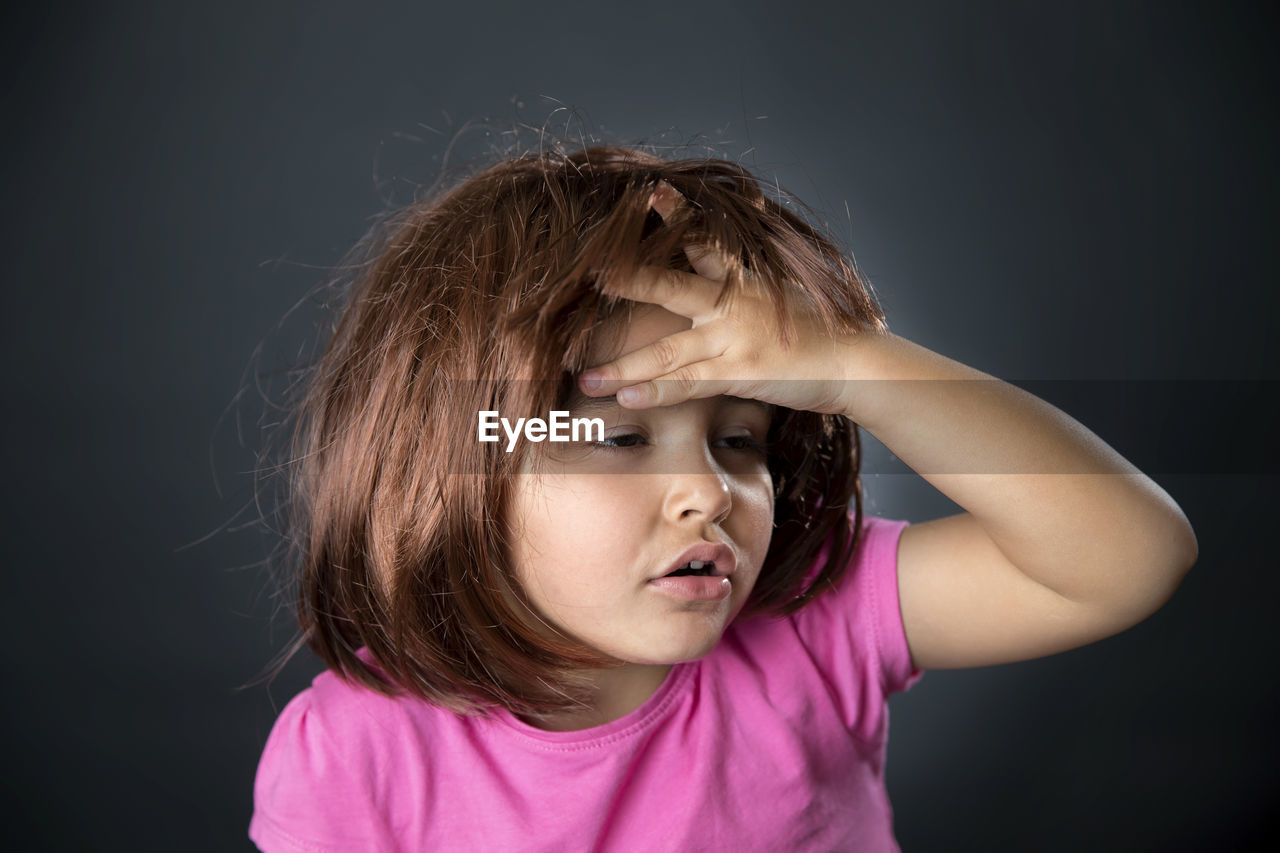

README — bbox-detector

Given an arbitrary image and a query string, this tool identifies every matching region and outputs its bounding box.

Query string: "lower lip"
[648,576,732,602]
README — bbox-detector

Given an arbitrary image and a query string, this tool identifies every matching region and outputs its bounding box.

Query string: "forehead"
[588,302,693,365]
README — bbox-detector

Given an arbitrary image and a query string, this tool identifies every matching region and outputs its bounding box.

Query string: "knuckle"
[670,367,701,395]
[650,338,680,372]
[639,266,667,293]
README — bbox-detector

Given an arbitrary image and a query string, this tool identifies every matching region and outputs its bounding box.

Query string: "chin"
[635,627,728,665]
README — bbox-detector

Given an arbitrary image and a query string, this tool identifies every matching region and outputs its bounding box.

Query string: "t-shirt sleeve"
[792,513,923,740]
[249,688,397,852]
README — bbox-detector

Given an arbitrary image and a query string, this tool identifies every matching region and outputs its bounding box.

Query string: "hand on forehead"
[589,303,694,367]
[578,180,859,417]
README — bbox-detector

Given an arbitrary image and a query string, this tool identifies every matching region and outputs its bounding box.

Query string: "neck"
[520,663,672,732]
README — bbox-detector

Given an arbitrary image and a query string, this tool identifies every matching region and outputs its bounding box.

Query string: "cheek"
[732,472,776,554]
[508,478,642,591]
[744,469,776,520]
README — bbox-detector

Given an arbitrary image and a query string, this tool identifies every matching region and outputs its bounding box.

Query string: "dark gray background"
[3,1,1276,850]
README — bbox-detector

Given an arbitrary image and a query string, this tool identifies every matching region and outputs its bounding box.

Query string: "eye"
[594,432,647,451]
[714,434,770,455]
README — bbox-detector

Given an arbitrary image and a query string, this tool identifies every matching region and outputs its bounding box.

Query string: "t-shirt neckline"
[489,660,696,748]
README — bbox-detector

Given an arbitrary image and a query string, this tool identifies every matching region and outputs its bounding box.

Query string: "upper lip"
[653,542,736,580]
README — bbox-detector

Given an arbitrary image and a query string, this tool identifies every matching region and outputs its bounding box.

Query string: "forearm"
[837,330,1197,613]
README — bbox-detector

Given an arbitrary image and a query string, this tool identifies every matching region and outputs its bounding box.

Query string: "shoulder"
[788,513,919,693]
[257,666,446,786]
[720,514,919,742]
[802,513,909,619]
[266,669,406,754]
[250,669,441,851]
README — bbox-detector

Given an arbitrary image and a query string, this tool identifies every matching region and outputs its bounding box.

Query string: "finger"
[650,181,729,282]
[578,328,726,397]
[649,180,682,219]
[616,368,736,410]
[604,265,723,321]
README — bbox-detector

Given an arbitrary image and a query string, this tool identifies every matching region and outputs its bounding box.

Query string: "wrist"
[832,329,899,426]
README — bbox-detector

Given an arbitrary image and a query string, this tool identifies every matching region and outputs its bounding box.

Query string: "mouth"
[666,560,718,577]
[654,543,735,581]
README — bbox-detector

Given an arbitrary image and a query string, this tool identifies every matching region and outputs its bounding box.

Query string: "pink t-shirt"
[250,514,921,851]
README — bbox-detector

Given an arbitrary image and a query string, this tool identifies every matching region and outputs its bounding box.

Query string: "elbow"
[1166,516,1198,597]
[1161,502,1198,587]
[1177,517,1199,576]
[1134,482,1199,614]
[1121,515,1198,626]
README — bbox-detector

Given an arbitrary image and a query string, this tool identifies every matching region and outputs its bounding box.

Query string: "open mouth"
[665,560,716,577]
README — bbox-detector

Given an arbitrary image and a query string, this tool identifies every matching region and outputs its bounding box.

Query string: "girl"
[249,144,1196,851]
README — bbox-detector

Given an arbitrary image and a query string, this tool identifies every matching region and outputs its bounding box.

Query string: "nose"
[662,451,733,526]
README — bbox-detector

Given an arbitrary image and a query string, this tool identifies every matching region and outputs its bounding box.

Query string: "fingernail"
[579,371,603,393]
[617,387,640,405]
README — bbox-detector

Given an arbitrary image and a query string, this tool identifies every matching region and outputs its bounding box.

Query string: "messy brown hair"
[276,143,888,718]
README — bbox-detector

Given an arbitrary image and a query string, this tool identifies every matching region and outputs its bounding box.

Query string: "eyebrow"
[563,391,619,416]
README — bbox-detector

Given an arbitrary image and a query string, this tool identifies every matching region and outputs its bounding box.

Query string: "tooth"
[689,561,707,569]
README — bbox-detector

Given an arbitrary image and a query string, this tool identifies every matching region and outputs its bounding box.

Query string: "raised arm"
[834,330,1197,669]
[579,181,1197,671]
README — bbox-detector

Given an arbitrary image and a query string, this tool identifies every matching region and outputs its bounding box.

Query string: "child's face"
[509,304,775,668]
